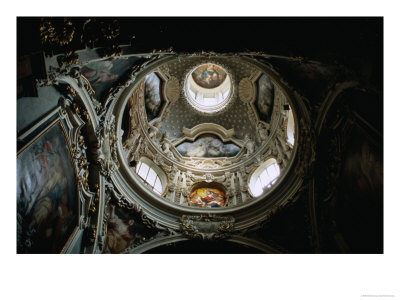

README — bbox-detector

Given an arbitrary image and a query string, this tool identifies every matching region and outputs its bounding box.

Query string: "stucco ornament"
[94,115,119,177]
[238,77,254,103]
[165,76,180,103]
[180,215,235,240]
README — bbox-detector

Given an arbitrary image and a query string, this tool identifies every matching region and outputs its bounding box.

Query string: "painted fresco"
[336,126,383,252]
[17,123,78,253]
[144,72,163,121]
[190,187,227,208]
[80,57,140,100]
[192,64,227,89]
[103,206,137,254]
[176,135,241,158]
[256,74,275,123]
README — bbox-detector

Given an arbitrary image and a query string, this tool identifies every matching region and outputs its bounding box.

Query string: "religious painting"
[335,125,383,253]
[256,74,275,123]
[176,134,241,158]
[191,63,227,89]
[144,72,164,121]
[17,123,78,253]
[189,187,227,208]
[80,56,141,100]
[102,205,160,253]
[103,205,137,254]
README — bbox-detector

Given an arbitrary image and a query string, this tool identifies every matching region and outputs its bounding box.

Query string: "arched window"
[136,157,167,196]
[286,106,295,146]
[248,158,280,197]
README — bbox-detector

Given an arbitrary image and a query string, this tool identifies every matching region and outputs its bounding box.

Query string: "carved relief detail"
[180,215,235,240]
[238,77,254,103]
[94,115,120,177]
[165,76,180,103]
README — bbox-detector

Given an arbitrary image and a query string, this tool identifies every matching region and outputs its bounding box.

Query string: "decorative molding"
[165,76,180,103]
[93,114,120,177]
[177,123,235,146]
[238,77,255,103]
[40,17,75,52]
[180,215,235,240]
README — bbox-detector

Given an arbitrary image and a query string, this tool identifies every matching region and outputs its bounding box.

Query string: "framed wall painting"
[188,182,228,208]
[17,111,80,254]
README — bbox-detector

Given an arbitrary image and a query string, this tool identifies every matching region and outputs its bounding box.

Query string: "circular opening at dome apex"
[185,63,232,114]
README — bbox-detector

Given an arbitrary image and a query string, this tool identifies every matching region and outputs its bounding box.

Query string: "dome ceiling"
[119,54,297,211]
[16,17,383,257]
[159,56,257,140]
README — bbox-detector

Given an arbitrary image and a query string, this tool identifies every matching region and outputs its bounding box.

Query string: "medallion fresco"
[189,187,227,208]
[144,72,163,122]
[192,63,227,89]
[176,135,241,158]
[256,74,275,122]
[17,123,78,253]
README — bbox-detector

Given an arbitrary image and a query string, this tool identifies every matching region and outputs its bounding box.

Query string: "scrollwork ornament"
[40,17,75,53]
[94,115,120,177]
[180,215,235,240]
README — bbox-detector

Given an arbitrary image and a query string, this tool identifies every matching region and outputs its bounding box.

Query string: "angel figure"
[161,132,174,159]
[243,134,255,157]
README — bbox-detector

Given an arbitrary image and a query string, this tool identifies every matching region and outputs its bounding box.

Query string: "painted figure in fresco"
[344,141,383,200]
[192,64,227,89]
[190,193,204,207]
[200,65,220,85]
[144,73,162,121]
[177,135,241,158]
[190,188,226,208]
[81,60,118,84]
[103,206,136,254]
[256,74,274,122]
[17,126,76,253]
[203,190,225,207]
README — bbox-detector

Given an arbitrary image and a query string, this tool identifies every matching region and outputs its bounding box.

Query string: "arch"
[286,105,295,146]
[124,234,283,254]
[136,156,168,196]
[248,157,281,197]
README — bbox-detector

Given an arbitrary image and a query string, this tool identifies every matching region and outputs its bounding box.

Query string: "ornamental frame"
[17,100,95,253]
